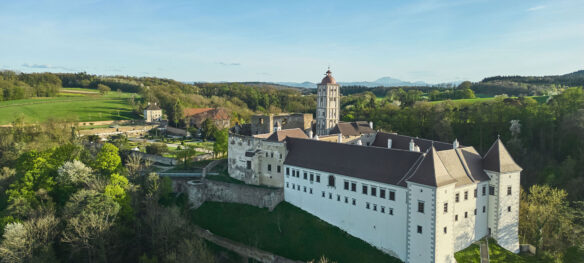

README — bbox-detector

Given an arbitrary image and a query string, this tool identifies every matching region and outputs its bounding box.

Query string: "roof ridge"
[454,148,476,183]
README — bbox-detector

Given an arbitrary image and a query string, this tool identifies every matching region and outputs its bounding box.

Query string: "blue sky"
[1,0,583,83]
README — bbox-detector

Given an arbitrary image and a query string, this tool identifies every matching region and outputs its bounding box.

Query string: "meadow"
[0,88,139,125]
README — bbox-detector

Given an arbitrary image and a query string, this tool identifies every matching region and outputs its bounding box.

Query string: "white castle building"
[229,69,521,263]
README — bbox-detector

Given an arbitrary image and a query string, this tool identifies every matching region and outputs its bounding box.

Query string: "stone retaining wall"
[174,179,284,211]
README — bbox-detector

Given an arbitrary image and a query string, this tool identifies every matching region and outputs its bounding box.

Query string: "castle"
[227,69,521,263]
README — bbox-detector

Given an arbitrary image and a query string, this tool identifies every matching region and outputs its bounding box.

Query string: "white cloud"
[527,5,546,12]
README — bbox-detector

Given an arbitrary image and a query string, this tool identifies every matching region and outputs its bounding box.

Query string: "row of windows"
[344,180,397,201]
[286,168,322,183]
[418,225,448,235]
[286,183,396,216]
[265,151,283,159]
[267,164,281,173]
[365,202,395,215]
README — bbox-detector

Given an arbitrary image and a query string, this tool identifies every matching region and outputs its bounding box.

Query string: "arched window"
[328,175,335,187]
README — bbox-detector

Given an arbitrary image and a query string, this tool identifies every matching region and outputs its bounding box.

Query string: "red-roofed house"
[183,107,231,129]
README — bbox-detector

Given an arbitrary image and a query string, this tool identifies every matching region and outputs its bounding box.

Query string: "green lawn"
[190,202,402,263]
[0,96,138,124]
[454,239,552,263]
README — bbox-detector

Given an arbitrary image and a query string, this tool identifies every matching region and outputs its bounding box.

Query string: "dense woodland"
[0,70,583,261]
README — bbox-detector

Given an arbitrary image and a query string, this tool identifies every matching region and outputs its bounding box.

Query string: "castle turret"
[483,138,522,253]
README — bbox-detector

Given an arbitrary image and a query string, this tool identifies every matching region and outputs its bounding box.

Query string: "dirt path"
[480,239,489,263]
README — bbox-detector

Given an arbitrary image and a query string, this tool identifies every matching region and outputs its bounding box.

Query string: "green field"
[190,201,401,263]
[0,90,139,124]
[453,238,564,263]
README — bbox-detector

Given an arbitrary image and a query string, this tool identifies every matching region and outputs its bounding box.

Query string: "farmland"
[0,88,138,125]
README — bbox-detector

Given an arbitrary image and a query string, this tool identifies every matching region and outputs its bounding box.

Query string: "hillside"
[472,70,584,96]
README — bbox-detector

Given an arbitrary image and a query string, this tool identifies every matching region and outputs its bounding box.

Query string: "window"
[444,203,448,213]
[329,193,332,199]
[507,186,512,196]
[381,206,385,213]
[277,166,281,173]
[474,189,477,198]
[286,167,290,176]
[246,161,251,169]
[489,186,495,195]
[465,212,468,218]
[345,197,348,203]
[444,227,448,234]
[303,172,307,180]
[303,186,306,192]
[474,209,477,215]
[267,164,272,172]
[352,199,356,206]
[389,191,395,201]
[286,182,289,188]
[371,187,377,197]
[389,208,394,215]
[337,195,340,201]
[507,206,511,212]
[373,204,377,211]
[483,206,486,213]
[455,193,460,202]
[266,152,268,157]
[366,202,370,209]
[292,184,295,190]
[482,185,486,196]
[464,191,468,200]
[271,152,273,158]
[380,189,386,198]
[328,175,335,187]
[310,173,314,181]
[351,182,356,192]
[310,188,313,194]
[322,191,325,198]
[417,225,423,234]
[455,215,458,221]
[362,185,368,194]
[418,201,425,213]
[344,181,349,190]
[316,175,321,183]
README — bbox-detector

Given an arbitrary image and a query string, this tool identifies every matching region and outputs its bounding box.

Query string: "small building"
[183,107,231,129]
[144,103,162,123]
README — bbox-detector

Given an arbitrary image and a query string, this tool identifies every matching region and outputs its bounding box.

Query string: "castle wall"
[406,182,436,263]
[284,165,408,261]
[251,114,313,135]
[452,182,489,251]
[486,170,520,253]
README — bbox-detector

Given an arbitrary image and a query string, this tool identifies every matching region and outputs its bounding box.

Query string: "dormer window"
[328,175,335,187]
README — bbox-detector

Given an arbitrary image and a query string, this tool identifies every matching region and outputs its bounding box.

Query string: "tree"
[97,84,111,95]
[200,119,218,140]
[6,157,55,218]
[520,185,575,254]
[57,160,93,186]
[0,213,59,263]
[213,129,228,157]
[62,190,120,262]
[94,143,121,174]
[146,143,169,156]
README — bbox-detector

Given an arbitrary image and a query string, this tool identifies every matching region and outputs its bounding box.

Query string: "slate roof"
[330,121,375,136]
[266,128,309,142]
[483,138,522,173]
[406,147,457,187]
[284,138,423,186]
[372,132,454,152]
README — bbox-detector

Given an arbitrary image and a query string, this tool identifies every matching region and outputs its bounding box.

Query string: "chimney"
[453,138,459,149]
[369,121,373,129]
[356,139,362,145]
[414,145,420,152]
[314,135,319,141]
[309,130,313,139]
[387,139,392,149]
[409,139,415,151]
[337,134,342,143]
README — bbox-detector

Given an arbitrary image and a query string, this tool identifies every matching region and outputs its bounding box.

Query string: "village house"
[143,102,162,123]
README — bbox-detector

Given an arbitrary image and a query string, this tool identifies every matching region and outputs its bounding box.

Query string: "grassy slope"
[454,239,550,263]
[0,89,139,124]
[190,201,401,263]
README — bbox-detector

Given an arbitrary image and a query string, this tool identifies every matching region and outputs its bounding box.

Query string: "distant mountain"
[277,76,460,88]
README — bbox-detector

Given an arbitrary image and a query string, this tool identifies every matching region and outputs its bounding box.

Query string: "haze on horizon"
[1,0,583,84]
